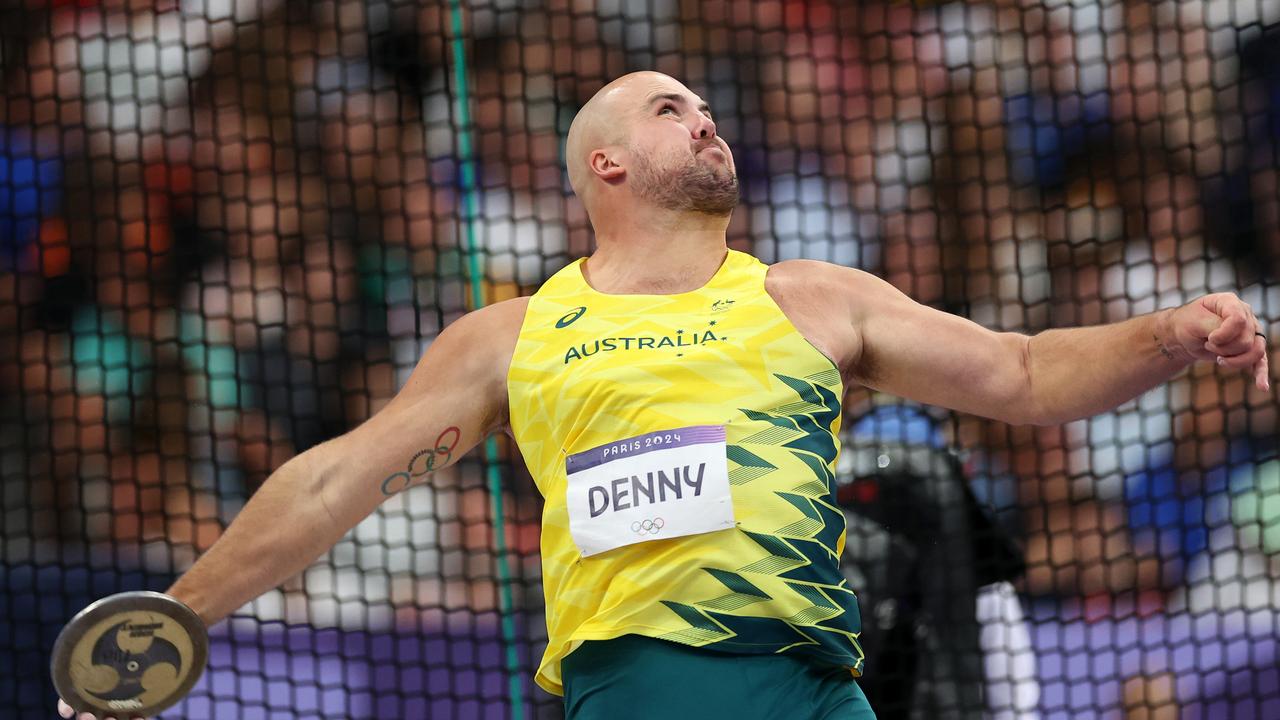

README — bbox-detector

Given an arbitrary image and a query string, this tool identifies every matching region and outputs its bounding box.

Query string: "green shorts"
[561,634,877,720]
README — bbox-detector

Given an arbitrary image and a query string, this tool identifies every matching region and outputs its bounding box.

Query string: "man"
[60,71,1270,720]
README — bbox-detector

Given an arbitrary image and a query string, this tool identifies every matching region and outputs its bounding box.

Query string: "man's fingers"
[61,705,127,720]
[1216,353,1255,370]
[1214,335,1270,391]
[1206,339,1249,357]
[1206,334,1257,357]
[1206,316,1231,344]
[1207,311,1245,345]
[1215,334,1263,366]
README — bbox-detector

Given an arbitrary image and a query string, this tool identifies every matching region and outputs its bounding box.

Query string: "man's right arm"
[164,297,528,626]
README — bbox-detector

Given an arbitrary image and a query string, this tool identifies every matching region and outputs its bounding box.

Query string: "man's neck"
[585,208,731,294]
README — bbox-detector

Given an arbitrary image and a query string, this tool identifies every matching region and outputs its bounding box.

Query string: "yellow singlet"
[507,249,864,695]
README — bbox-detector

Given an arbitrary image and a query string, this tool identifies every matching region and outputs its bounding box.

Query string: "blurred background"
[1,0,1278,718]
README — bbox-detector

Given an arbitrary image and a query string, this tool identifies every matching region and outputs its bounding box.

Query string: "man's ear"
[590,148,626,184]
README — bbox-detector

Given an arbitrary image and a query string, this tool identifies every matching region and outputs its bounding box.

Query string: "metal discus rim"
[51,591,208,717]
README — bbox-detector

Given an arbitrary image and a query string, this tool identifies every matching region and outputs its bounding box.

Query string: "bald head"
[565,72,737,221]
[566,72,673,198]
[565,76,623,199]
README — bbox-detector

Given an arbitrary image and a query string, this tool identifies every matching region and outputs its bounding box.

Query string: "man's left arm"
[1018,293,1268,424]
[838,268,1270,426]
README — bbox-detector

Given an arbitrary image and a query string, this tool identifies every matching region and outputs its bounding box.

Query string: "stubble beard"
[630,146,740,217]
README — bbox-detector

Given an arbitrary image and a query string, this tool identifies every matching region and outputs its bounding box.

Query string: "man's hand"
[57,697,146,720]
[1165,293,1270,391]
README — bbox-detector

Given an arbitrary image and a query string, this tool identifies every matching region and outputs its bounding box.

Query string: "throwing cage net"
[3,1,1279,718]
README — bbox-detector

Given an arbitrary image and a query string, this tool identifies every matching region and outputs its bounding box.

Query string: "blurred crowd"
[2,0,1280,717]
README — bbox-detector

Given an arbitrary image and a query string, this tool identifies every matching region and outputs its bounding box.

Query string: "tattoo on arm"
[380,426,462,496]
[1153,333,1176,361]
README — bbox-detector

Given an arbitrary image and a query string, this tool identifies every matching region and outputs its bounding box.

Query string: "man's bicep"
[313,302,521,521]
[345,370,497,496]
[851,276,1031,423]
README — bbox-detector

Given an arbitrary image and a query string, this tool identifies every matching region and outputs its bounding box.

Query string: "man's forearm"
[165,448,347,626]
[1025,308,1191,425]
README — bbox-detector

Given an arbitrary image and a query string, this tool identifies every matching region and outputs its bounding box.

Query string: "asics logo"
[556,306,587,328]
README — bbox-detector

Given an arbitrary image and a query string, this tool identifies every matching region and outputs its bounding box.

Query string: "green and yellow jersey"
[507,249,863,695]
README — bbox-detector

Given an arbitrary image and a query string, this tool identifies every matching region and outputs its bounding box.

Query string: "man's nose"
[690,113,716,139]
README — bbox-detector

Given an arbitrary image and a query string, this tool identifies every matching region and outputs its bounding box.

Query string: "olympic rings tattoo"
[630,517,665,535]
[380,426,462,496]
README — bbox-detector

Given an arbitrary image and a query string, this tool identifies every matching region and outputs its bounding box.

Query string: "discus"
[51,591,208,718]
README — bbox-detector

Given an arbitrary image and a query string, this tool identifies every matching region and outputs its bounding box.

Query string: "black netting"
[2,1,1279,719]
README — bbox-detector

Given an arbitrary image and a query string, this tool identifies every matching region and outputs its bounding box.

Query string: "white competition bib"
[565,425,736,557]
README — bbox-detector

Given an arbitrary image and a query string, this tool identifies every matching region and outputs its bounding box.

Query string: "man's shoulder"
[761,259,866,376]
[461,296,533,330]
[765,258,867,298]
[438,296,532,360]
[766,257,842,276]
[762,259,885,334]
[483,294,533,318]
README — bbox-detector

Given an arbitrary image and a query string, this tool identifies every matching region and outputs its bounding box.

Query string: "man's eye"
[659,106,676,115]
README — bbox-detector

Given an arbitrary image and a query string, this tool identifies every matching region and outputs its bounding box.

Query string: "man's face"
[623,81,739,216]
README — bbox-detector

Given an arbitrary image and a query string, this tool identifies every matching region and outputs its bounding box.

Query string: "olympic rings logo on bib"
[630,517,665,535]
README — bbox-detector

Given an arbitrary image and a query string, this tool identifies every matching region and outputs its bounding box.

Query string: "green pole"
[445,1,526,717]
